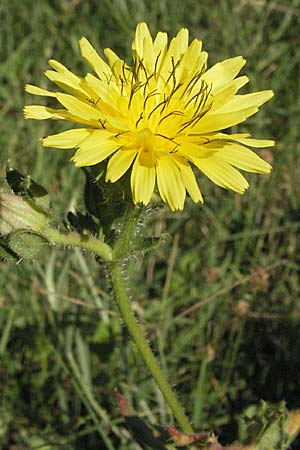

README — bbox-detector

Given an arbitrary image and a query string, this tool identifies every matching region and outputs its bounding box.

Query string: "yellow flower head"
[24,23,274,211]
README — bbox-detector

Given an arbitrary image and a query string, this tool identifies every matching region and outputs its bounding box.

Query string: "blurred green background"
[1,0,300,448]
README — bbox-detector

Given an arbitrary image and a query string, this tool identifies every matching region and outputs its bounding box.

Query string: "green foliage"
[1,0,300,449]
[238,401,290,450]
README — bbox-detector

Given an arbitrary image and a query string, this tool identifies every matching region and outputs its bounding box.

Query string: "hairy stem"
[109,260,193,433]
[43,228,112,261]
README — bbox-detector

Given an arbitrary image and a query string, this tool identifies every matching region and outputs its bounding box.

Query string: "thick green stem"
[43,228,112,261]
[109,260,193,434]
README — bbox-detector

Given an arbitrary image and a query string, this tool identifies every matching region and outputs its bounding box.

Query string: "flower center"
[136,128,156,167]
[136,128,154,151]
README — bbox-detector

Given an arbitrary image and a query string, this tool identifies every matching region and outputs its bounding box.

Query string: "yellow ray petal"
[202,56,246,93]
[48,59,74,73]
[106,149,137,182]
[79,37,111,80]
[177,39,206,81]
[133,22,152,49]
[44,70,94,99]
[153,31,168,58]
[217,144,272,173]
[178,142,217,160]
[193,107,259,133]
[234,137,275,148]
[234,75,249,90]
[132,22,154,67]
[78,129,115,148]
[131,156,156,205]
[177,53,207,88]
[42,128,93,149]
[196,133,274,148]
[170,28,189,59]
[72,130,118,166]
[56,93,104,121]
[104,48,128,73]
[209,84,238,113]
[156,156,186,211]
[24,105,97,125]
[173,156,203,203]
[217,90,274,113]
[48,59,83,83]
[23,105,68,120]
[47,59,95,97]
[208,76,249,113]
[25,84,57,97]
[84,75,127,129]
[194,156,249,194]
[159,28,189,81]
[84,73,123,114]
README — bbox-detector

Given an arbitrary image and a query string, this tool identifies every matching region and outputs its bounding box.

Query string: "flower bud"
[0,193,48,235]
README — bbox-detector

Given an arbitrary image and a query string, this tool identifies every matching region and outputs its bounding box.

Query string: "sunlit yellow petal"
[159,28,189,83]
[25,84,57,97]
[131,157,156,205]
[84,73,124,118]
[173,157,203,203]
[217,90,274,113]
[156,156,186,211]
[56,93,103,122]
[24,105,67,120]
[217,144,272,173]
[153,31,168,57]
[202,56,246,93]
[104,48,126,72]
[209,133,274,148]
[79,37,111,79]
[209,84,239,113]
[133,22,155,71]
[193,107,259,133]
[106,149,137,182]
[45,59,95,98]
[72,131,118,166]
[133,22,153,53]
[42,129,93,148]
[194,157,249,194]
[169,28,189,60]
[24,105,97,125]
[235,137,275,148]
[179,142,217,159]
